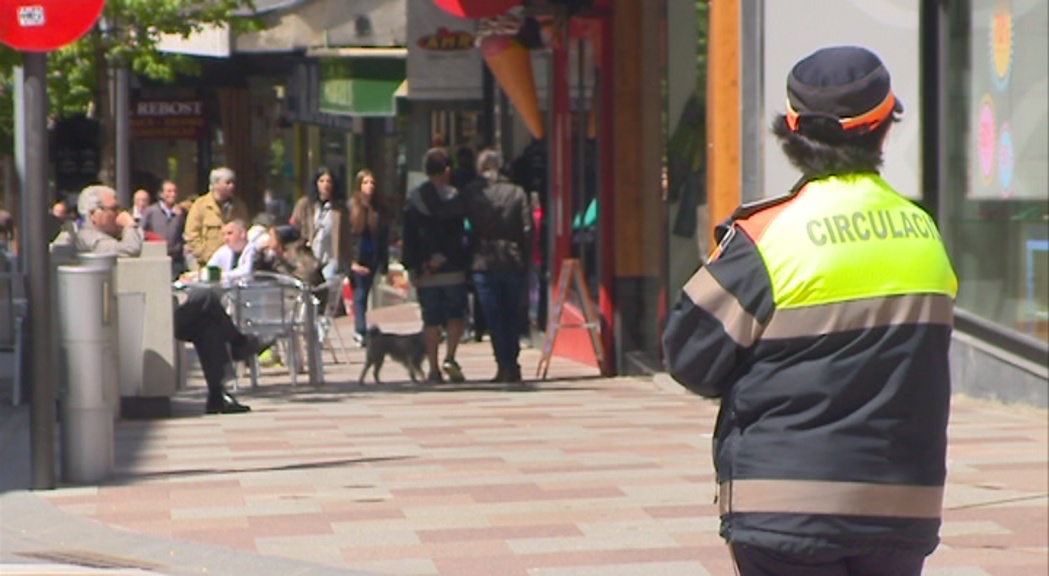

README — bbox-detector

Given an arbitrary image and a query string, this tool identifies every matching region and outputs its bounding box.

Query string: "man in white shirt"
[206,219,256,280]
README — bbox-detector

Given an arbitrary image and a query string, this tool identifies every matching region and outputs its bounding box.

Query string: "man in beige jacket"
[183,167,249,268]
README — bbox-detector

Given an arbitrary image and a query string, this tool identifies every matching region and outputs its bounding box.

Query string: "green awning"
[318,57,406,117]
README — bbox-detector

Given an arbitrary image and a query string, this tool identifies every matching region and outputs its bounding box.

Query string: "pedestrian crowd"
[29,138,536,414]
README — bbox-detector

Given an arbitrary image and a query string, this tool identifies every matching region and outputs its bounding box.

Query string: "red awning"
[432,0,520,19]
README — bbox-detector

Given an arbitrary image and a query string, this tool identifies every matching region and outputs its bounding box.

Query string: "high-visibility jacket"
[663,173,958,556]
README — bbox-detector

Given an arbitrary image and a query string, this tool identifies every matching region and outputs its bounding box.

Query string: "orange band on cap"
[786,92,897,134]
[785,99,801,132]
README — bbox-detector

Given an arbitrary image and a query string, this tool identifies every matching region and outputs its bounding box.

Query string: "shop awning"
[316,55,406,117]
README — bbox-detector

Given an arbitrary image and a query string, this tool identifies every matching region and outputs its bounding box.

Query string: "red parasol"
[433,0,521,19]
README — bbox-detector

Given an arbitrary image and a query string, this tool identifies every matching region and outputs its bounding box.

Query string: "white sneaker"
[353,332,365,347]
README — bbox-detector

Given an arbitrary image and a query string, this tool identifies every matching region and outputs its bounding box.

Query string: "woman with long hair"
[289,167,353,282]
[347,169,390,344]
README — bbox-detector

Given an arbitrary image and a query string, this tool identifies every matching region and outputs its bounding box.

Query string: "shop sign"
[130,99,207,140]
[406,0,482,101]
[318,57,405,117]
[284,60,357,130]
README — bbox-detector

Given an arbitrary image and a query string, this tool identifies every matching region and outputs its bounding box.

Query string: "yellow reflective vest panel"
[663,173,957,556]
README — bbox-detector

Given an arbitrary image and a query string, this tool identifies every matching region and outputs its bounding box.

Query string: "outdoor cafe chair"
[312,273,350,364]
[225,271,323,389]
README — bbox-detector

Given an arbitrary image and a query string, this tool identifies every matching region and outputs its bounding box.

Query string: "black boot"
[507,365,523,383]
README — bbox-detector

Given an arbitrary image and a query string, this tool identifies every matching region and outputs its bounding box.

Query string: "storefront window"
[944,0,1049,342]
[664,0,707,300]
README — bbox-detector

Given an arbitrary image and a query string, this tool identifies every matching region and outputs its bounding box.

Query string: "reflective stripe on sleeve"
[719,479,944,519]
[683,267,763,348]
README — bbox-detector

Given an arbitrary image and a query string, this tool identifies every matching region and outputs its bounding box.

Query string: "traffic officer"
[663,45,957,575]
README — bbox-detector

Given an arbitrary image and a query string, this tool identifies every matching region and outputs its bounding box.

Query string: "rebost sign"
[0,0,105,52]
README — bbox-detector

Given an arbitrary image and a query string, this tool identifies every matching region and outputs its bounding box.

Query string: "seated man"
[59,185,266,415]
[53,184,143,256]
[174,287,269,413]
[206,219,256,281]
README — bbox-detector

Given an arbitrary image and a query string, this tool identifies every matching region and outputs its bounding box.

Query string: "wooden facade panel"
[706,0,741,245]
[611,0,664,278]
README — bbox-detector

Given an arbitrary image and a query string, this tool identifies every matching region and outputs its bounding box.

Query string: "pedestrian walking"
[463,149,531,383]
[401,147,471,383]
[662,45,958,576]
[290,167,354,282]
[347,168,390,346]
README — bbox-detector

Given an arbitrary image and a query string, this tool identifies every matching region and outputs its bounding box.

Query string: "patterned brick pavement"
[3,309,1046,575]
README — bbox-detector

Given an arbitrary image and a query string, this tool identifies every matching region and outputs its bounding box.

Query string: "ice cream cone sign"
[481,34,544,140]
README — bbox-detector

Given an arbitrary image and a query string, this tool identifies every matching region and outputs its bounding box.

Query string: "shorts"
[416,284,468,327]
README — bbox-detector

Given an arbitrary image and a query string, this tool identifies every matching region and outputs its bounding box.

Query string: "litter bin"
[57,264,114,484]
[77,252,121,420]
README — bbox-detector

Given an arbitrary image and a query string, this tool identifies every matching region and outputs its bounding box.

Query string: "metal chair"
[312,273,350,364]
[227,271,322,388]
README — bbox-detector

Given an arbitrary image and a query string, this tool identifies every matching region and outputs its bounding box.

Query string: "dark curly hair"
[771,114,894,177]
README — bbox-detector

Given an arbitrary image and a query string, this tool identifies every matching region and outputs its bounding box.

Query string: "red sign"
[433,0,520,19]
[130,100,208,141]
[0,0,105,52]
[416,27,475,51]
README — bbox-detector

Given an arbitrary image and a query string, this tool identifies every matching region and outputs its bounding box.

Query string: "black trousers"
[731,544,926,576]
[174,289,244,405]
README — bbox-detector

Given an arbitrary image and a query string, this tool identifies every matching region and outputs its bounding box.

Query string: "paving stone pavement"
[1,307,1046,575]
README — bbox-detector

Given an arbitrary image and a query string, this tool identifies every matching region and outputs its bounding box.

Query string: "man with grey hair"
[53,184,143,256]
[463,149,532,383]
[184,167,248,267]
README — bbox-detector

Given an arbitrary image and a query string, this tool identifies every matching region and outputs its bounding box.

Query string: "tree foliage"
[0,0,258,155]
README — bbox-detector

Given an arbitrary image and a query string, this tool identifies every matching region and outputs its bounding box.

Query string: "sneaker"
[442,358,465,383]
[257,347,281,368]
[426,370,444,384]
[353,332,365,348]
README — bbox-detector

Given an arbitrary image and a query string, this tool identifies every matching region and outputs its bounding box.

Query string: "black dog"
[359,326,426,384]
